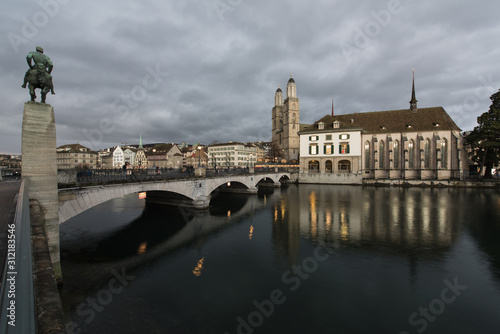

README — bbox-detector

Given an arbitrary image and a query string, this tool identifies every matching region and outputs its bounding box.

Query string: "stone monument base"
[22,102,61,280]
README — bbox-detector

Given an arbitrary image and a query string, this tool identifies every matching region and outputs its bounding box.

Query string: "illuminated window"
[364,142,371,169]
[441,139,448,168]
[408,140,415,168]
[309,145,318,155]
[393,140,399,169]
[339,143,350,154]
[324,144,334,155]
[339,134,350,140]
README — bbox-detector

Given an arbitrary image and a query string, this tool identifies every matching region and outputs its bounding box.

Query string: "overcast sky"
[1,0,499,154]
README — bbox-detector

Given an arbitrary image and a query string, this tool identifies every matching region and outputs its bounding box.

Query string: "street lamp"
[152,148,156,169]
[197,145,202,167]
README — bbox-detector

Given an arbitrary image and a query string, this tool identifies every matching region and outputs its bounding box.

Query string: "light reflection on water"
[60,185,500,334]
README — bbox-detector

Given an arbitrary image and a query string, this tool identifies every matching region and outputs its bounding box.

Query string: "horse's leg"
[29,85,36,102]
[41,87,49,103]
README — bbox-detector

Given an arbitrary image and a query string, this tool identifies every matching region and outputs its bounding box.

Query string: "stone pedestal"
[22,102,61,280]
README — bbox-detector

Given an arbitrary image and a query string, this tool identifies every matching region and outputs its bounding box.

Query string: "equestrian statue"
[22,46,55,103]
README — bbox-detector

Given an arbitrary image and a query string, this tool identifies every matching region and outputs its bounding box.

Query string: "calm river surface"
[59,184,500,334]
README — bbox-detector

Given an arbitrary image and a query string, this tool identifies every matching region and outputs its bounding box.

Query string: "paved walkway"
[0,180,21,281]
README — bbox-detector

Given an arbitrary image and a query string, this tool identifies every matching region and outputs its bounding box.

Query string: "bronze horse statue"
[22,46,55,103]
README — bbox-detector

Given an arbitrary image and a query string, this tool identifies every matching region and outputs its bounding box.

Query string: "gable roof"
[301,107,461,134]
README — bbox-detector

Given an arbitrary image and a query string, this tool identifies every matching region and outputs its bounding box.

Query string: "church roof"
[288,77,295,84]
[301,107,461,134]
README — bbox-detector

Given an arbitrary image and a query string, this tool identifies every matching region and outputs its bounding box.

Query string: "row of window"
[309,144,350,155]
[364,139,448,169]
[309,134,350,141]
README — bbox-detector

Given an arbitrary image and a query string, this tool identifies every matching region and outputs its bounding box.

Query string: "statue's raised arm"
[22,46,55,103]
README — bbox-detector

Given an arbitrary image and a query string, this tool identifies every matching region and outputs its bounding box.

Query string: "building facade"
[298,74,467,182]
[299,122,363,174]
[112,146,124,168]
[56,144,98,169]
[147,144,183,169]
[208,142,258,168]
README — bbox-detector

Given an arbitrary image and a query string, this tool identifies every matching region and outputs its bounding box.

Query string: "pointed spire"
[410,68,418,111]
[331,98,334,116]
[139,134,143,149]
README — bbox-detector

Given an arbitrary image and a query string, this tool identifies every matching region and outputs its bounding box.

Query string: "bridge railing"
[58,167,298,186]
[0,179,36,333]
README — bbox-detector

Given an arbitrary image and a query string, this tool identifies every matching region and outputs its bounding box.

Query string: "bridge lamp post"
[152,148,156,169]
[197,145,202,167]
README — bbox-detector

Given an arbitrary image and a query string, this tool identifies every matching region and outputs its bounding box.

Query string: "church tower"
[272,86,284,148]
[271,76,300,162]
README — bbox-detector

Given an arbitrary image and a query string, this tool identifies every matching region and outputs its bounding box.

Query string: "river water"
[59,184,500,334]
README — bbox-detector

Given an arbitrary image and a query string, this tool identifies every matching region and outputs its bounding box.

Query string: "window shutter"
[309,136,311,141]
[347,145,350,154]
[331,145,334,154]
[323,145,326,154]
[309,146,312,154]
[339,145,342,153]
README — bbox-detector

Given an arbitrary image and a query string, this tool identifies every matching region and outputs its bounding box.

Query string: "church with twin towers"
[271,76,303,162]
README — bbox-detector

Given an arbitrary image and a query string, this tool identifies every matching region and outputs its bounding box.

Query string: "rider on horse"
[22,46,55,100]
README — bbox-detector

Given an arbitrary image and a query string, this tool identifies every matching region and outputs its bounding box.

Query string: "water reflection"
[273,185,464,267]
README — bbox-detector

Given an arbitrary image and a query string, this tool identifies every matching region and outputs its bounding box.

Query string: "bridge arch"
[58,173,291,224]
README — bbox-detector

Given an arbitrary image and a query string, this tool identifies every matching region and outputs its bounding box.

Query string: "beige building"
[57,144,98,169]
[147,144,183,169]
[208,142,258,168]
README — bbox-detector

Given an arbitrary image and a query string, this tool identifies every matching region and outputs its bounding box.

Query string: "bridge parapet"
[58,167,298,187]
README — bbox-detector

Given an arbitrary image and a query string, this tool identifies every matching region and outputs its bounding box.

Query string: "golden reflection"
[192,257,205,277]
[309,192,317,238]
[274,207,278,223]
[280,200,286,220]
[264,195,267,206]
[339,210,349,241]
[227,210,231,218]
[137,242,147,255]
[325,208,332,235]
[249,225,254,240]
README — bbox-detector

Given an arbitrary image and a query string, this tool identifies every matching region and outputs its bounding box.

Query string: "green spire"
[139,134,143,149]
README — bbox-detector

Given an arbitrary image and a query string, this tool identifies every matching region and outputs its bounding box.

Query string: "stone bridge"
[58,172,293,224]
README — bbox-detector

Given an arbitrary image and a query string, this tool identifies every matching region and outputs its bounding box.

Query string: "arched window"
[408,140,415,168]
[308,160,319,172]
[379,140,385,169]
[325,160,333,173]
[393,140,400,169]
[338,160,351,172]
[441,139,447,169]
[364,141,371,169]
[424,139,430,169]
